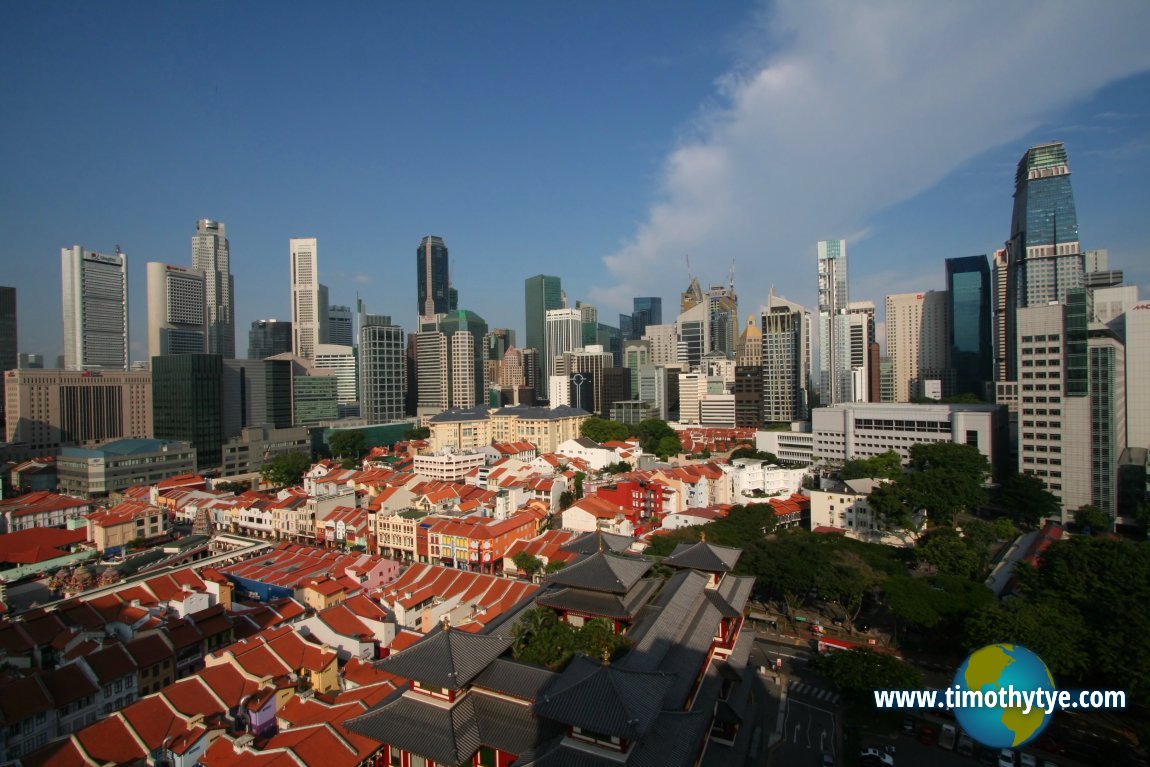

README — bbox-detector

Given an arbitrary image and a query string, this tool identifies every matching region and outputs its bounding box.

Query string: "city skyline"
[3,4,1150,362]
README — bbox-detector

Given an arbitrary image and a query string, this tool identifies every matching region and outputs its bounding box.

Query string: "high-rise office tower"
[736,316,762,368]
[327,305,354,346]
[525,275,563,388]
[707,284,738,358]
[544,307,582,399]
[61,245,129,370]
[314,344,358,416]
[416,235,452,318]
[817,239,850,404]
[1089,326,1126,519]
[359,310,406,424]
[681,277,704,313]
[152,354,224,470]
[248,319,293,360]
[999,142,1086,383]
[992,248,1010,383]
[761,291,812,422]
[633,297,662,339]
[946,256,993,398]
[1125,300,1149,452]
[643,324,679,366]
[676,301,709,370]
[885,291,950,401]
[191,219,235,358]
[290,238,323,361]
[414,310,488,415]
[847,300,876,402]
[557,346,613,415]
[623,340,651,398]
[0,286,15,374]
[0,285,14,432]
[146,262,206,359]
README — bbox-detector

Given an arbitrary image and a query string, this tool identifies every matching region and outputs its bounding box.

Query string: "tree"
[995,472,1060,528]
[573,472,585,500]
[903,442,990,526]
[1072,504,1109,535]
[841,450,904,480]
[558,491,574,511]
[992,516,1018,541]
[329,430,367,459]
[404,426,430,441]
[512,552,544,578]
[580,417,632,444]
[729,446,781,463]
[544,559,567,573]
[260,451,312,489]
[884,575,943,631]
[867,481,919,532]
[635,419,676,454]
[816,648,923,699]
[655,435,682,459]
[916,527,982,579]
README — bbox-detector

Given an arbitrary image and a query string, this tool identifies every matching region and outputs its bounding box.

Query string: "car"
[901,717,915,735]
[998,749,1017,767]
[918,724,937,746]
[957,733,975,757]
[939,723,957,750]
[859,747,894,767]
[1019,754,1037,767]
[978,749,999,767]
[821,751,835,767]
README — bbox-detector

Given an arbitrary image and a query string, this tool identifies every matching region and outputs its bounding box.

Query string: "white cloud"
[590,0,1150,316]
[353,274,371,285]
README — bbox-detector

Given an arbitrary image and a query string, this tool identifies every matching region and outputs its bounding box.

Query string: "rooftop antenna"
[729,260,736,294]
[686,254,694,283]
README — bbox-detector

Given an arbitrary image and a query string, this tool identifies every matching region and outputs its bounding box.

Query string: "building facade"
[146,262,206,359]
[817,239,850,405]
[946,255,993,398]
[524,275,563,392]
[761,291,811,422]
[416,235,453,318]
[289,238,324,361]
[61,246,129,370]
[359,317,406,424]
[885,291,950,402]
[4,369,152,451]
[191,219,235,358]
[58,439,196,498]
[248,319,292,360]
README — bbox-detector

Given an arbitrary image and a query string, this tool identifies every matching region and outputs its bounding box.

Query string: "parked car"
[901,717,915,735]
[919,724,937,746]
[998,749,1017,767]
[1019,754,1037,767]
[939,724,957,750]
[957,732,975,757]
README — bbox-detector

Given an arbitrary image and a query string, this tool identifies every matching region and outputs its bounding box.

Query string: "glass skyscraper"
[525,274,563,391]
[817,239,851,404]
[416,235,452,318]
[946,255,992,397]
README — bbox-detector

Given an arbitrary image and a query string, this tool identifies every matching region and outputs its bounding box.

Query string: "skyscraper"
[314,344,358,416]
[632,297,662,339]
[359,309,406,424]
[0,286,15,374]
[525,275,563,388]
[290,238,323,361]
[327,305,354,346]
[885,291,950,401]
[414,310,488,415]
[707,284,738,358]
[545,308,583,401]
[946,255,993,398]
[146,262,206,359]
[152,354,224,470]
[191,219,235,357]
[61,245,128,370]
[761,291,811,422]
[248,319,293,360]
[416,235,452,318]
[999,142,1086,383]
[817,239,849,404]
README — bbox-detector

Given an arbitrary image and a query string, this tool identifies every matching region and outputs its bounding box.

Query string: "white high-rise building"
[761,290,812,423]
[314,344,358,414]
[817,239,850,405]
[885,291,950,401]
[146,262,206,359]
[61,246,128,370]
[544,308,582,398]
[1127,301,1150,452]
[642,324,679,366]
[192,219,235,357]
[359,315,405,424]
[290,238,324,361]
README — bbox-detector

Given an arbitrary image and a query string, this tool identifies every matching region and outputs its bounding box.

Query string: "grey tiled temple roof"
[561,530,633,555]
[374,627,516,690]
[536,578,660,621]
[473,657,558,702]
[535,655,673,741]
[661,540,741,573]
[543,551,652,594]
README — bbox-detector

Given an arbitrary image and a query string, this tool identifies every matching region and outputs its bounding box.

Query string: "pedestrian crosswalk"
[787,680,842,705]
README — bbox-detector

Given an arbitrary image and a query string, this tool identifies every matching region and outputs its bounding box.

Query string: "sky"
[3,1,1150,364]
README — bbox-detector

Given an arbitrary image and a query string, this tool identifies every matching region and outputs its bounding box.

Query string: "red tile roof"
[0,527,87,564]
[0,491,90,519]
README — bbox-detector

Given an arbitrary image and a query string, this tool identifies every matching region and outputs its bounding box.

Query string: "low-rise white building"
[755,427,815,465]
[412,448,486,482]
[722,459,806,502]
[808,478,920,547]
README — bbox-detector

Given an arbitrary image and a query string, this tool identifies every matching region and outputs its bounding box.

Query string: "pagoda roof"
[534,655,672,741]
[661,540,741,573]
[374,626,515,691]
[542,550,651,594]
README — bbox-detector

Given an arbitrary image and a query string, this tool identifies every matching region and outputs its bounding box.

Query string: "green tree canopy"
[512,551,544,577]
[404,426,430,441]
[328,430,367,459]
[580,417,633,444]
[1072,504,1109,534]
[816,648,923,699]
[729,446,781,463]
[655,435,682,459]
[994,472,1060,528]
[841,450,904,480]
[260,451,312,489]
[635,419,676,454]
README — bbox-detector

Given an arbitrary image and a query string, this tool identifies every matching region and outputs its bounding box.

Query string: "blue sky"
[3,1,1149,363]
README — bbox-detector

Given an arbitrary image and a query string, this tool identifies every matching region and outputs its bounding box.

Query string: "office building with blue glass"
[946,256,992,398]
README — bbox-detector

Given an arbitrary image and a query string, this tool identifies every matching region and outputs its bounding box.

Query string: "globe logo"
[953,644,1055,749]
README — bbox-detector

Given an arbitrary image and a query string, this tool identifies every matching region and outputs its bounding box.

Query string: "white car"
[1019,754,1038,767]
[998,750,1017,767]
